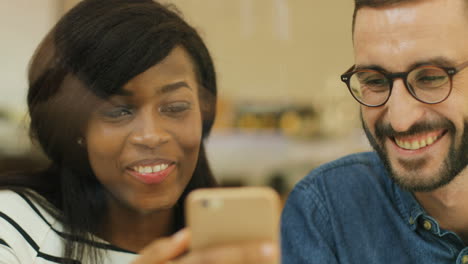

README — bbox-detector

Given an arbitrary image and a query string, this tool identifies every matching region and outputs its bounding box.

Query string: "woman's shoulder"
[0,188,64,263]
[0,188,59,227]
[0,189,138,263]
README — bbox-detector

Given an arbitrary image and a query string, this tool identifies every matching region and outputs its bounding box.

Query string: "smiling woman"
[85,46,206,250]
[0,0,276,263]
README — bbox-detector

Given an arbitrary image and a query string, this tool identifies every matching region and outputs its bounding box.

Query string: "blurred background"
[0,0,371,200]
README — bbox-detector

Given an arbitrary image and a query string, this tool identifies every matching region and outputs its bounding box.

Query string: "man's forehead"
[353,0,468,70]
[354,0,465,24]
[354,0,464,35]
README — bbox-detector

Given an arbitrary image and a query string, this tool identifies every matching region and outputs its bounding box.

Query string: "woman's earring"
[77,137,84,145]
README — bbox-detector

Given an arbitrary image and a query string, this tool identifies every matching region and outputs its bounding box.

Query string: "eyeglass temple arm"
[345,65,355,74]
[455,61,468,73]
[341,65,356,82]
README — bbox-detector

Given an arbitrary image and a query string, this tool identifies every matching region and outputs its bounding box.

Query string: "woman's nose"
[129,112,170,149]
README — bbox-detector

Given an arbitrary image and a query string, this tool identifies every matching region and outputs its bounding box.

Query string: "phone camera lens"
[201,199,210,208]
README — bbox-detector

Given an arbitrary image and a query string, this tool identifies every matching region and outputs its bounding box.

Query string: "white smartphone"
[185,187,281,250]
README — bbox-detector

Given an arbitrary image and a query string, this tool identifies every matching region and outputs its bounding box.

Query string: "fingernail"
[261,243,275,258]
[172,229,187,243]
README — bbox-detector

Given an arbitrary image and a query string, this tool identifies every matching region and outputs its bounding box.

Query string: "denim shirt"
[281,152,468,264]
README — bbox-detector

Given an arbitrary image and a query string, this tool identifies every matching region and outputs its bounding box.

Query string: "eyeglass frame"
[340,61,468,107]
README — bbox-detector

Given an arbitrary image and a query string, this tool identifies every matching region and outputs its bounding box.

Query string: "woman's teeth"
[395,135,439,150]
[133,164,169,174]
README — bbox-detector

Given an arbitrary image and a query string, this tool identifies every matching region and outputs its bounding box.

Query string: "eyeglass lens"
[348,66,451,106]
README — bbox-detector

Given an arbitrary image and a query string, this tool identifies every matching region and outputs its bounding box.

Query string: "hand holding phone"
[133,187,280,264]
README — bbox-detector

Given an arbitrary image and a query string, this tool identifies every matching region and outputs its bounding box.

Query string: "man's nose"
[385,79,425,132]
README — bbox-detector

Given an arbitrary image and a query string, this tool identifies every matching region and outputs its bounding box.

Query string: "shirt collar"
[371,152,426,231]
[395,186,426,231]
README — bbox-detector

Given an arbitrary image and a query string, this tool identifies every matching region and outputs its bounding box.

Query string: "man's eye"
[417,75,447,84]
[160,102,191,114]
[364,77,387,86]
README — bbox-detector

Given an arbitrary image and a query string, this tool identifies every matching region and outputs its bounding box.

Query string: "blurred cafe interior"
[0,0,371,202]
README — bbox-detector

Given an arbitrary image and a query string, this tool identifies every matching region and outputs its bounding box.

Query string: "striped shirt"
[0,190,138,263]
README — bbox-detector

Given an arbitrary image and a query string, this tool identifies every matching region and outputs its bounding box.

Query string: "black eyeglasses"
[340,61,468,107]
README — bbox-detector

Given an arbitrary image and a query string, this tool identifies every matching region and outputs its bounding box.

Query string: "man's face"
[354,0,468,192]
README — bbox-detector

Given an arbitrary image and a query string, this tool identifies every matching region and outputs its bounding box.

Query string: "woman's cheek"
[85,121,128,178]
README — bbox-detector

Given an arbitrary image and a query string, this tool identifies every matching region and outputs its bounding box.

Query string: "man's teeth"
[395,135,439,150]
[133,164,169,174]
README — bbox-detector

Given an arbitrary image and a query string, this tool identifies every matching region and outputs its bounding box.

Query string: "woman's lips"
[127,162,175,185]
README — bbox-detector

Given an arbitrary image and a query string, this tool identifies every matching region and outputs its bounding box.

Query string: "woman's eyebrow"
[114,81,192,97]
[157,81,192,95]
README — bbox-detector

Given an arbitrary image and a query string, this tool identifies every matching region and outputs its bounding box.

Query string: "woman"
[0,0,278,263]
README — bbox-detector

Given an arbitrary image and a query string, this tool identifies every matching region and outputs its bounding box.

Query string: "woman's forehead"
[122,47,198,93]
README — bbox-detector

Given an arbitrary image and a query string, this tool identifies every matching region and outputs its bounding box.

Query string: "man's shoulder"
[290,151,392,202]
[283,151,400,234]
[312,151,381,173]
[301,152,385,184]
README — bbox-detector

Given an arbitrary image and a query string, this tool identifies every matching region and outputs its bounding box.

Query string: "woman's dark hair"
[1,0,217,262]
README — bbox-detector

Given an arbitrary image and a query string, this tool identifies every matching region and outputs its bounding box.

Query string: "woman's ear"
[77,137,85,146]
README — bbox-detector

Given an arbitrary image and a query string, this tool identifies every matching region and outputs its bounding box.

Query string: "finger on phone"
[177,241,279,264]
[131,229,191,264]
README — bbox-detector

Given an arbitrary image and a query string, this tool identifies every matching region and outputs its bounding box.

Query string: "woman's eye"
[160,102,191,115]
[102,107,133,119]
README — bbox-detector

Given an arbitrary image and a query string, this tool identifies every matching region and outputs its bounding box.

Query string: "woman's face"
[85,46,202,214]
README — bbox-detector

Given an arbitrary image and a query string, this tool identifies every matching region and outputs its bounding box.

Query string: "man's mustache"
[374,119,455,140]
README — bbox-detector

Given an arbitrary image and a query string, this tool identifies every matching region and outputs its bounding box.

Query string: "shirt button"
[409,217,415,225]
[423,220,432,231]
[462,255,468,264]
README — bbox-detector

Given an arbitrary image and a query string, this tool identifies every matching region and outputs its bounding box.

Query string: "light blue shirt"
[281,152,468,264]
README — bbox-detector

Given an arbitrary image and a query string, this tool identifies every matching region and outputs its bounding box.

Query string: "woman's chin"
[130,197,178,215]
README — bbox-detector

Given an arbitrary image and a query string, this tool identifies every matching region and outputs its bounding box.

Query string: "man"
[281,0,468,263]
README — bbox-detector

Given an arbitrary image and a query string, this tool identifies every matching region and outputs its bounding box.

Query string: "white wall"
[0,0,60,115]
[62,0,359,135]
[2,0,359,134]
[168,0,357,135]
[169,0,355,101]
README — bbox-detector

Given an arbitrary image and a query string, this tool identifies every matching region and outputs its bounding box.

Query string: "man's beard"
[361,113,468,192]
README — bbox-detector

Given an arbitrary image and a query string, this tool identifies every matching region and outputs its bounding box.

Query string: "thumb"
[131,229,191,264]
